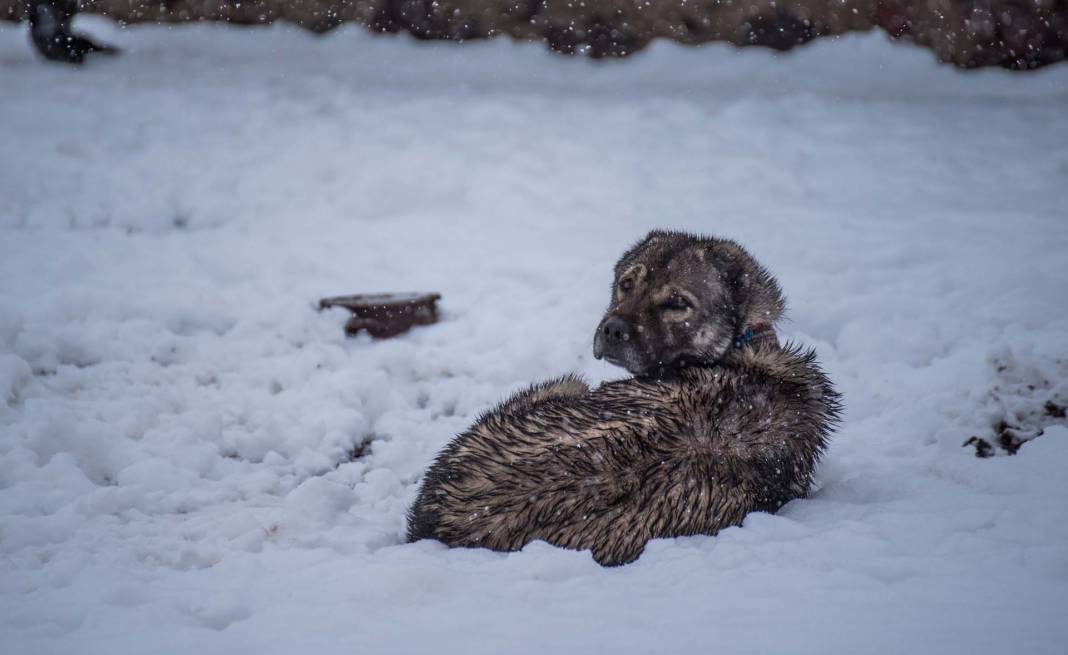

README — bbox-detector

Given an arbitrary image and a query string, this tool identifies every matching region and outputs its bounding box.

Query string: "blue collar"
[734,324,773,349]
[734,328,756,349]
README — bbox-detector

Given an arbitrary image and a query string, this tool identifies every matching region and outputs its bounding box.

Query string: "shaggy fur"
[594,230,787,377]
[407,231,841,566]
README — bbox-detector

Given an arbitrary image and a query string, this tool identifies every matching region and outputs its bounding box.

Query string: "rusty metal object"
[319,292,441,338]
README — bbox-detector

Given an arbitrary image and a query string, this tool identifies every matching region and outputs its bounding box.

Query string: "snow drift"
[1,19,1067,654]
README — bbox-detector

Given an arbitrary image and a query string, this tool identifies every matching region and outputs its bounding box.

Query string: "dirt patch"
[964,354,1068,457]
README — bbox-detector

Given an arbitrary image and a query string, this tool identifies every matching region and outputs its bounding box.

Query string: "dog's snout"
[598,314,636,361]
[602,317,633,344]
[594,315,638,364]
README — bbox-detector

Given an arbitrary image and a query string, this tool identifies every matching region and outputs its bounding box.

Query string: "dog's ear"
[706,239,785,328]
[614,230,672,278]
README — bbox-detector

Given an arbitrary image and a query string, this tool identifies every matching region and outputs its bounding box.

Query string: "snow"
[2,17,1068,654]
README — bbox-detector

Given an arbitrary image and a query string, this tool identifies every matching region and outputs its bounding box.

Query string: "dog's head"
[593,230,785,377]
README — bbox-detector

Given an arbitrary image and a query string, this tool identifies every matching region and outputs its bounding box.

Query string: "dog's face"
[593,231,784,377]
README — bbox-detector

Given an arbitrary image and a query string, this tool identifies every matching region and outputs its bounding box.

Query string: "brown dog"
[407,231,840,566]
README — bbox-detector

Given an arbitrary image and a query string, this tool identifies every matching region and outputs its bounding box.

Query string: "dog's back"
[408,342,839,566]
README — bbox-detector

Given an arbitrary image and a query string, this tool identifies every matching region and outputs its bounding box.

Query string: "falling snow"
[1,17,1068,655]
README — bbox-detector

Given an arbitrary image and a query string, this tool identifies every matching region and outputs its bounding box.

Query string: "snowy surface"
[2,18,1068,654]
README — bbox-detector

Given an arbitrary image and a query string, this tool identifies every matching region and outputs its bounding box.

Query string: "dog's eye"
[661,294,691,311]
[619,278,634,292]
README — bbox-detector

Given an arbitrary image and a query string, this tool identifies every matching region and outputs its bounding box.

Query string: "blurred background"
[4,0,1067,67]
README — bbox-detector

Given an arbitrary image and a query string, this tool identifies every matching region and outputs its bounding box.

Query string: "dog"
[407,230,840,565]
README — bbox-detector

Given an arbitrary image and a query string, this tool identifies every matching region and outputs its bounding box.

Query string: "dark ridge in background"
[4,0,1066,69]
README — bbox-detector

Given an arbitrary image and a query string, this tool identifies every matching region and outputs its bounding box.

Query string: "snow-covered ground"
[2,18,1068,654]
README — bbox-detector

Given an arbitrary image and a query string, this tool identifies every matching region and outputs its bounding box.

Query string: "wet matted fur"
[407,231,841,566]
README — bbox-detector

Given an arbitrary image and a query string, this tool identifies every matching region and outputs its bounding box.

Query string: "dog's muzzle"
[594,316,638,366]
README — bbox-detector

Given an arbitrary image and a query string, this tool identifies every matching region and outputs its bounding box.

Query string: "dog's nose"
[602,317,633,344]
